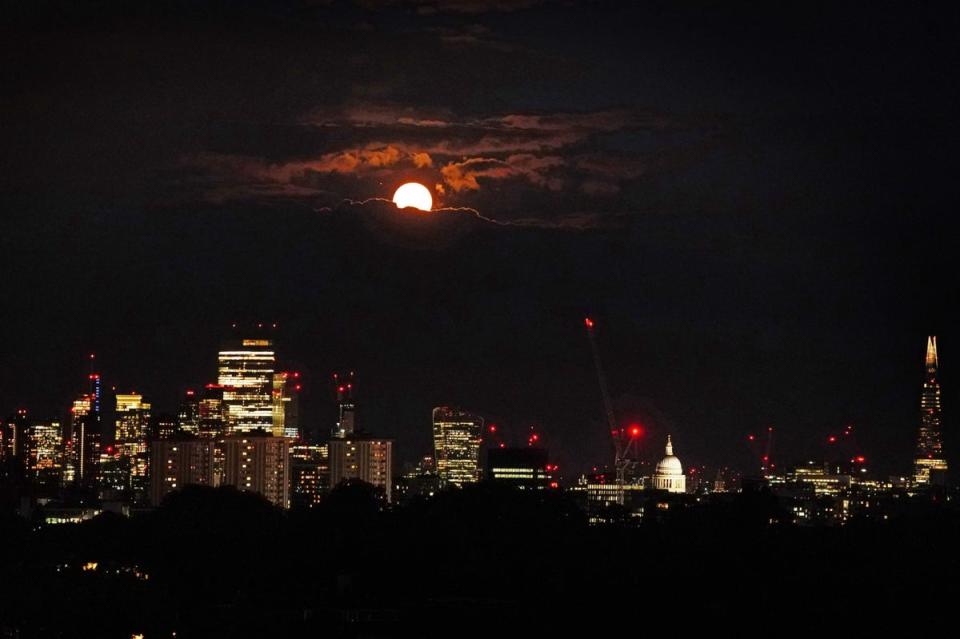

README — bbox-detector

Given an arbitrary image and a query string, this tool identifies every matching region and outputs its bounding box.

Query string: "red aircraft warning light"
[629,424,642,438]
[584,317,594,328]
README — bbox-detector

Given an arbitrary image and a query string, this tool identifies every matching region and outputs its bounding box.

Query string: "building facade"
[290,443,328,509]
[329,436,393,502]
[149,436,217,506]
[221,433,290,508]
[486,447,555,490]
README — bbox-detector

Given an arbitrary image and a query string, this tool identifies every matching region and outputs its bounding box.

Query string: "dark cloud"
[180,104,715,224]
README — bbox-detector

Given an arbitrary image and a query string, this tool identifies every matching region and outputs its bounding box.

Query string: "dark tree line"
[1,482,959,637]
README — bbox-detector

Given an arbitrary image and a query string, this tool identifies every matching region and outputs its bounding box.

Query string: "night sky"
[2,1,958,478]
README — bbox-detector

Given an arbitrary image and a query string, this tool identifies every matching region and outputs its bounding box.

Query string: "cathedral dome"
[655,454,683,476]
[652,435,686,493]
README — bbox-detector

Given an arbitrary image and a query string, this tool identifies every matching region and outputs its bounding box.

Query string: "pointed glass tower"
[914,336,947,484]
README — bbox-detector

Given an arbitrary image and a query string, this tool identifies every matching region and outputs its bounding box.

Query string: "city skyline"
[1,330,947,481]
[3,3,960,634]
[4,3,958,484]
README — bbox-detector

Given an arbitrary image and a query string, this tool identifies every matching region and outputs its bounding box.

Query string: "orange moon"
[392,182,433,211]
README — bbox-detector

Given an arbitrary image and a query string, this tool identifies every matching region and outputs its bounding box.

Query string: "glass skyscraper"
[432,406,483,488]
[115,393,152,501]
[218,338,276,434]
[914,336,947,484]
[27,418,63,496]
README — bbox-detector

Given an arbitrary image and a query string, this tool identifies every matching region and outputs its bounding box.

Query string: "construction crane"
[584,317,641,485]
[761,426,775,476]
[746,426,775,476]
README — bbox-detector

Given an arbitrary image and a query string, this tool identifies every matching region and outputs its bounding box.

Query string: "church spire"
[926,336,938,370]
[665,434,673,456]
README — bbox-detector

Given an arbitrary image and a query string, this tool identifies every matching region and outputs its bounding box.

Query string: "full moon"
[392,182,433,211]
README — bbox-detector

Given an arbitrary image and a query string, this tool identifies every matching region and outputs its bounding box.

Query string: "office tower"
[115,393,151,443]
[98,444,127,499]
[70,393,101,492]
[218,338,275,434]
[283,373,301,439]
[115,393,151,501]
[221,433,290,508]
[328,436,393,502]
[331,372,356,439]
[3,409,30,471]
[914,336,948,485]
[486,447,555,490]
[66,362,104,495]
[26,419,64,496]
[432,406,483,488]
[176,389,201,435]
[198,384,227,438]
[150,436,217,506]
[290,443,328,509]
[272,371,302,438]
[272,374,286,437]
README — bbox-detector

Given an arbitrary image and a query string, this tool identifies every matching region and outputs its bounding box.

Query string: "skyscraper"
[115,393,152,501]
[197,384,227,438]
[331,371,356,439]
[3,409,30,469]
[69,392,100,493]
[914,336,948,485]
[218,338,275,434]
[432,406,483,488]
[26,418,64,496]
[176,389,200,435]
[272,371,302,438]
[66,361,104,495]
